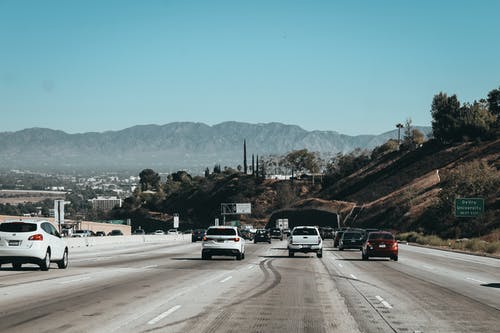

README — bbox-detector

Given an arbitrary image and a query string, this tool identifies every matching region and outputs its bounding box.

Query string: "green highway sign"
[455,198,484,217]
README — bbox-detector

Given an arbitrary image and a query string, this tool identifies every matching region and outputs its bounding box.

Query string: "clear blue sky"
[1,0,499,135]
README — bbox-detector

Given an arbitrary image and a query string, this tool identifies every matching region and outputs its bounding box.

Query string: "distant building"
[90,196,122,211]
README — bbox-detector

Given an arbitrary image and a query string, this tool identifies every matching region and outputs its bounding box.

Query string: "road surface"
[0,239,498,332]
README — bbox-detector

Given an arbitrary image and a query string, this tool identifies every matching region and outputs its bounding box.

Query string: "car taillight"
[203,236,207,241]
[29,234,43,241]
[234,237,240,242]
[392,242,398,249]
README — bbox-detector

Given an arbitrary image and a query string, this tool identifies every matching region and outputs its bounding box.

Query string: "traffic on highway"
[1,224,499,333]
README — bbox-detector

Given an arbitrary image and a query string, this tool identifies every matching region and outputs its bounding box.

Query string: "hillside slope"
[321,139,500,237]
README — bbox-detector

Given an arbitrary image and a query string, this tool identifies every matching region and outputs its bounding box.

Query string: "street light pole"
[396,123,404,147]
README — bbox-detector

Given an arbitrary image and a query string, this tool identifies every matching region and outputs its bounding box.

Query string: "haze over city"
[1,0,499,135]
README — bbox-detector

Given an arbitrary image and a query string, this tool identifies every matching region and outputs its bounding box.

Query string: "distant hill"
[0,122,431,172]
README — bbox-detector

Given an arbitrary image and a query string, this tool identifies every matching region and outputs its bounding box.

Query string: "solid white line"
[58,276,91,284]
[220,276,233,283]
[375,295,393,309]
[350,274,357,280]
[466,277,486,284]
[147,305,181,325]
[247,265,254,269]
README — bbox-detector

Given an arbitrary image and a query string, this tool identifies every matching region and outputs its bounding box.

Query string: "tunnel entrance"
[266,208,339,229]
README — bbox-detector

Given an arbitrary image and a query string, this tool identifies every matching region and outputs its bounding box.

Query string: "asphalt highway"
[0,239,498,332]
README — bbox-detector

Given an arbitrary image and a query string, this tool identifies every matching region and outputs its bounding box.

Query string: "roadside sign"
[236,203,251,214]
[215,218,219,226]
[54,200,65,232]
[173,214,179,228]
[455,198,484,217]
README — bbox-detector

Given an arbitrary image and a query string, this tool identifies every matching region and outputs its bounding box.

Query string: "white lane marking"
[350,274,357,280]
[375,295,393,309]
[466,277,486,284]
[147,305,181,325]
[422,264,434,270]
[338,263,343,268]
[247,265,254,270]
[220,276,233,283]
[58,276,91,285]
[140,265,158,270]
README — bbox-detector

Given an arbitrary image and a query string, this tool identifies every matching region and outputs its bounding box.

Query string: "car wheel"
[339,247,344,251]
[40,250,51,271]
[254,240,257,244]
[57,249,69,269]
[268,240,271,244]
[236,253,242,260]
[241,252,245,260]
[392,255,398,261]
[13,263,22,269]
[362,253,368,260]
[288,251,294,257]
[317,251,323,258]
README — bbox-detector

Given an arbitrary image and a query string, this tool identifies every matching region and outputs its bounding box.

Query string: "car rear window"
[369,233,394,240]
[0,222,37,232]
[293,228,318,236]
[206,228,236,236]
[343,232,362,238]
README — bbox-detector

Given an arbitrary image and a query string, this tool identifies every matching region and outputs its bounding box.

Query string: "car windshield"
[206,228,236,236]
[369,233,394,240]
[293,228,318,236]
[0,222,37,232]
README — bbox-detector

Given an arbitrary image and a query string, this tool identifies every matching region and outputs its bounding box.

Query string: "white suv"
[0,220,69,271]
[201,226,245,260]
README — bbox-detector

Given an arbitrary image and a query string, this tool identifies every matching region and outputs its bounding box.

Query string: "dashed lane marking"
[466,277,486,284]
[375,295,393,309]
[350,274,358,280]
[139,265,158,270]
[220,276,233,283]
[58,276,91,284]
[147,305,181,325]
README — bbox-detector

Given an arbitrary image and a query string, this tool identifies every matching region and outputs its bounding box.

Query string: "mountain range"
[0,122,431,173]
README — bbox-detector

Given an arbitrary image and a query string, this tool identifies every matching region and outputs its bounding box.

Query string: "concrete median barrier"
[66,234,189,248]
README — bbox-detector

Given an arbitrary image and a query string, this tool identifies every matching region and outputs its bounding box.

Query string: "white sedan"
[0,219,69,271]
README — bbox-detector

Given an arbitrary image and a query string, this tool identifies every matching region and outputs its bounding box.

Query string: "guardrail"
[66,234,189,248]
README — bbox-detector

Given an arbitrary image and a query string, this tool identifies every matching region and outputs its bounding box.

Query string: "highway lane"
[0,239,498,332]
[326,242,500,333]
[0,239,358,333]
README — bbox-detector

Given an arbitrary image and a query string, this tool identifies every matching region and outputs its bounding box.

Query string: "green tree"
[486,86,500,119]
[458,102,496,140]
[139,169,161,192]
[431,92,461,143]
[282,149,320,175]
[243,139,248,174]
[371,139,399,159]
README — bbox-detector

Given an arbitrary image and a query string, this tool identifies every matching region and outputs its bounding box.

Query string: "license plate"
[9,240,20,246]
[378,244,386,248]
[302,245,311,248]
